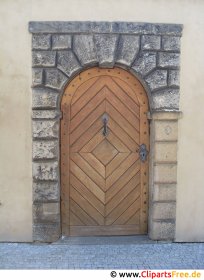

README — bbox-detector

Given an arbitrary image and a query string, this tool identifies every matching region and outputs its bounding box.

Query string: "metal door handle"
[102,113,109,136]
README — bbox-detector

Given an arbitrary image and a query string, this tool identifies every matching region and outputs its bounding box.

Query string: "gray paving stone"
[0,239,203,269]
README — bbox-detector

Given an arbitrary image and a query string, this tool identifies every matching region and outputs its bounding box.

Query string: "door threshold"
[52,235,161,245]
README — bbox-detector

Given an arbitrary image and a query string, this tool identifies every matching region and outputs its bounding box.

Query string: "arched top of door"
[61,67,149,112]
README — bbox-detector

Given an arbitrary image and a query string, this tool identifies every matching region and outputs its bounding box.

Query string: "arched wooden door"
[61,67,149,236]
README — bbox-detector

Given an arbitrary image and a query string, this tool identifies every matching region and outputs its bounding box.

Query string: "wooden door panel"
[79,152,106,178]
[71,76,111,117]
[70,101,105,145]
[61,67,149,236]
[106,92,140,130]
[106,153,129,178]
[106,77,140,116]
[106,102,139,142]
[106,175,140,216]
[105,188,140,225]
[70,173,104,215]
[70,187,104,225]
[71,153,106,191]
[70,87,106,132]
[70,160,105,203]
[108,117,138,152]
[106,153,138,190]
[70,118,102,152]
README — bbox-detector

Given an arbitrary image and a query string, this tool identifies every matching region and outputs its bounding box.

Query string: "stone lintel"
[29,21,183,36]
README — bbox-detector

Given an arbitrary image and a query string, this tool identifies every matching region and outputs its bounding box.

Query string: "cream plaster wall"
[0,0,203,241]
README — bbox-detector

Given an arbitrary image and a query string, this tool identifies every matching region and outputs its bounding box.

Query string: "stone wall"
[149,111,181,240]
[30,21,182,242]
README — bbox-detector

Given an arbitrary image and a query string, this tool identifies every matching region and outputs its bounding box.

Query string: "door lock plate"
[139,144,148,162]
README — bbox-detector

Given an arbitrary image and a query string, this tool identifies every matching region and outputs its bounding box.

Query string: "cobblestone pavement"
[0,237,204,269]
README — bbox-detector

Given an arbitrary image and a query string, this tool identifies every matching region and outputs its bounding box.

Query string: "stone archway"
[30,21,182,242]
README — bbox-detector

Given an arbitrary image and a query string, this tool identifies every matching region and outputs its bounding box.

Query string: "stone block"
[32,110,61,119]
[57,50,81,77]
[154,142,177,162]
[152,89,179,110]
[45,69,68,89]
[152,202,176,219]
[154,163,177,183]
[32,88,59,109]
[150,221,175,240]
[33,181,59,202]
[32,34,51,50]
[162,36,180,51]
[33,203,60,223]
[153,184,176,201]
[29,22,183,36]
[73,35,97,66]
[158,52,180,68]
[33,120,59,139]
[155,120,178,141]
[169,70,180,87]
[141,35,161,50]
[33,161,58,181]
[132,52,156,76]
[116,35,140,66]
[52,34,72,50]
[33,140,58,159]
[94,34,118,67]
[32,69,43,86]
[32,51,56,67]
[152,111,181,121]
[33,223,60,242]
[112,22,183,36]
[145,70,167,91]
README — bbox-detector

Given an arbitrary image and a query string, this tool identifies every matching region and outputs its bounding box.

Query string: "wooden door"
[61,67,149,236]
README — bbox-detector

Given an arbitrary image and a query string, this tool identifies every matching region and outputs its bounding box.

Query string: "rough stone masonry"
[29,21,183,242]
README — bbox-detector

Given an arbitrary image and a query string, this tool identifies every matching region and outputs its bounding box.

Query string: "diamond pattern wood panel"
[61,67,149,236]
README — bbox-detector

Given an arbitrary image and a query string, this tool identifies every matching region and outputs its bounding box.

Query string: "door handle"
[102,113,109,137]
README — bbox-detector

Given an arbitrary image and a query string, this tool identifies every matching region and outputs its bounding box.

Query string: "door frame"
[30,21,182,242]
